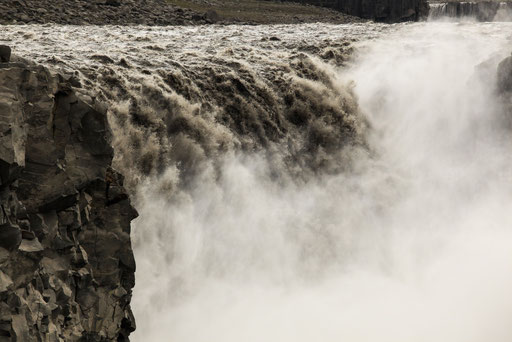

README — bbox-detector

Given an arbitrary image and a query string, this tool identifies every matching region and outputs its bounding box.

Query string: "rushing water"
[2,21,512,341]
[428,2,512,21]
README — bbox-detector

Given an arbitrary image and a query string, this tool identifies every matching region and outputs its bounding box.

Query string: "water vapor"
[131,23,512,341]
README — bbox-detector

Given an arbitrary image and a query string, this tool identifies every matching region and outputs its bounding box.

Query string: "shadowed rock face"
[497,53,512,121]
[282,0,429,22]
[0,46,10,63]
[498,54,512,93]
[0,0,358,25]
[0,57,137,341]
[339,0,429,21]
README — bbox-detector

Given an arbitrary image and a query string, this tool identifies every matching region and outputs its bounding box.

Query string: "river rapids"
[2,20,512,341]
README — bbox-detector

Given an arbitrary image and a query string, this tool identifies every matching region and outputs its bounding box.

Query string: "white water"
[131,23,512,341]
[428,2,512,21]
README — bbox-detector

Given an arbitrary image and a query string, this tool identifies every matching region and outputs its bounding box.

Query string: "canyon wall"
[283,0,429,21]
[0,50,137,341]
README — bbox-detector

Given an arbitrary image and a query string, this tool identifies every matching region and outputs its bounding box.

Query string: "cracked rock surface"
[0,55,137,341]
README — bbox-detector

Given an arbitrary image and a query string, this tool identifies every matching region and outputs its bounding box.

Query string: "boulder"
[205,9,220,22]
[0,46,10,63]
[0,223,21,251]
[105,0,122,6]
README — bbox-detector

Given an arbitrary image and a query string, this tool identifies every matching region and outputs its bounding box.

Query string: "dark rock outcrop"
[339,0,429,21]
[282,0,429,22]
[498,53,512,94]
[0,46,10,63]
[498,53,512,118]
[495,53,512,128]
[0,52,137,341]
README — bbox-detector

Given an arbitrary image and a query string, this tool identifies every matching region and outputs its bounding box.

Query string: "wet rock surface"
[0,51,137,341]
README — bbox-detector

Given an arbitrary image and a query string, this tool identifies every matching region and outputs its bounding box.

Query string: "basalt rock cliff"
[0,50,137,341]
[283,0,429,22]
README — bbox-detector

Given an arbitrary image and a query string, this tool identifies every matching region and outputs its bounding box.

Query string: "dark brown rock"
[0,60,137,341]
[0,46,10,63]
[281,0,429,21]
[0,223,21,251]
[205,9,220,22]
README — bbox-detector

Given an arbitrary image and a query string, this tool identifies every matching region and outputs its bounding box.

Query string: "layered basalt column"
[0,51,137,341]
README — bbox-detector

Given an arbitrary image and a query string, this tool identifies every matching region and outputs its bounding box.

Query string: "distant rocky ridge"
[0,0,219,25]
[0,47,137,341]
[282,0,429,22]
[0,0,422,24]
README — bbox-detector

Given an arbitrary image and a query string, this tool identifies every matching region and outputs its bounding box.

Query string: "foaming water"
[2,23,386,188]
[131,23,512,341]
[3,22,512,341]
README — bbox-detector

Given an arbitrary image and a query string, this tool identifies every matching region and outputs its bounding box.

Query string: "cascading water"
[495,1,512,20]
[2,21,512,341]
[132,23,512,341]
[428,1,512,21]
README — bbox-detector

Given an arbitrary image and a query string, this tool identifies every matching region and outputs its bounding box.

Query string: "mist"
[125,23,512,341]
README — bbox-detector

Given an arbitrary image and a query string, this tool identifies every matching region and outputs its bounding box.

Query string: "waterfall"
[130,23,512,341]
[428,1,512,21]
[495,1,512,20]
[2,21,512,341]
[429,2,449,18]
